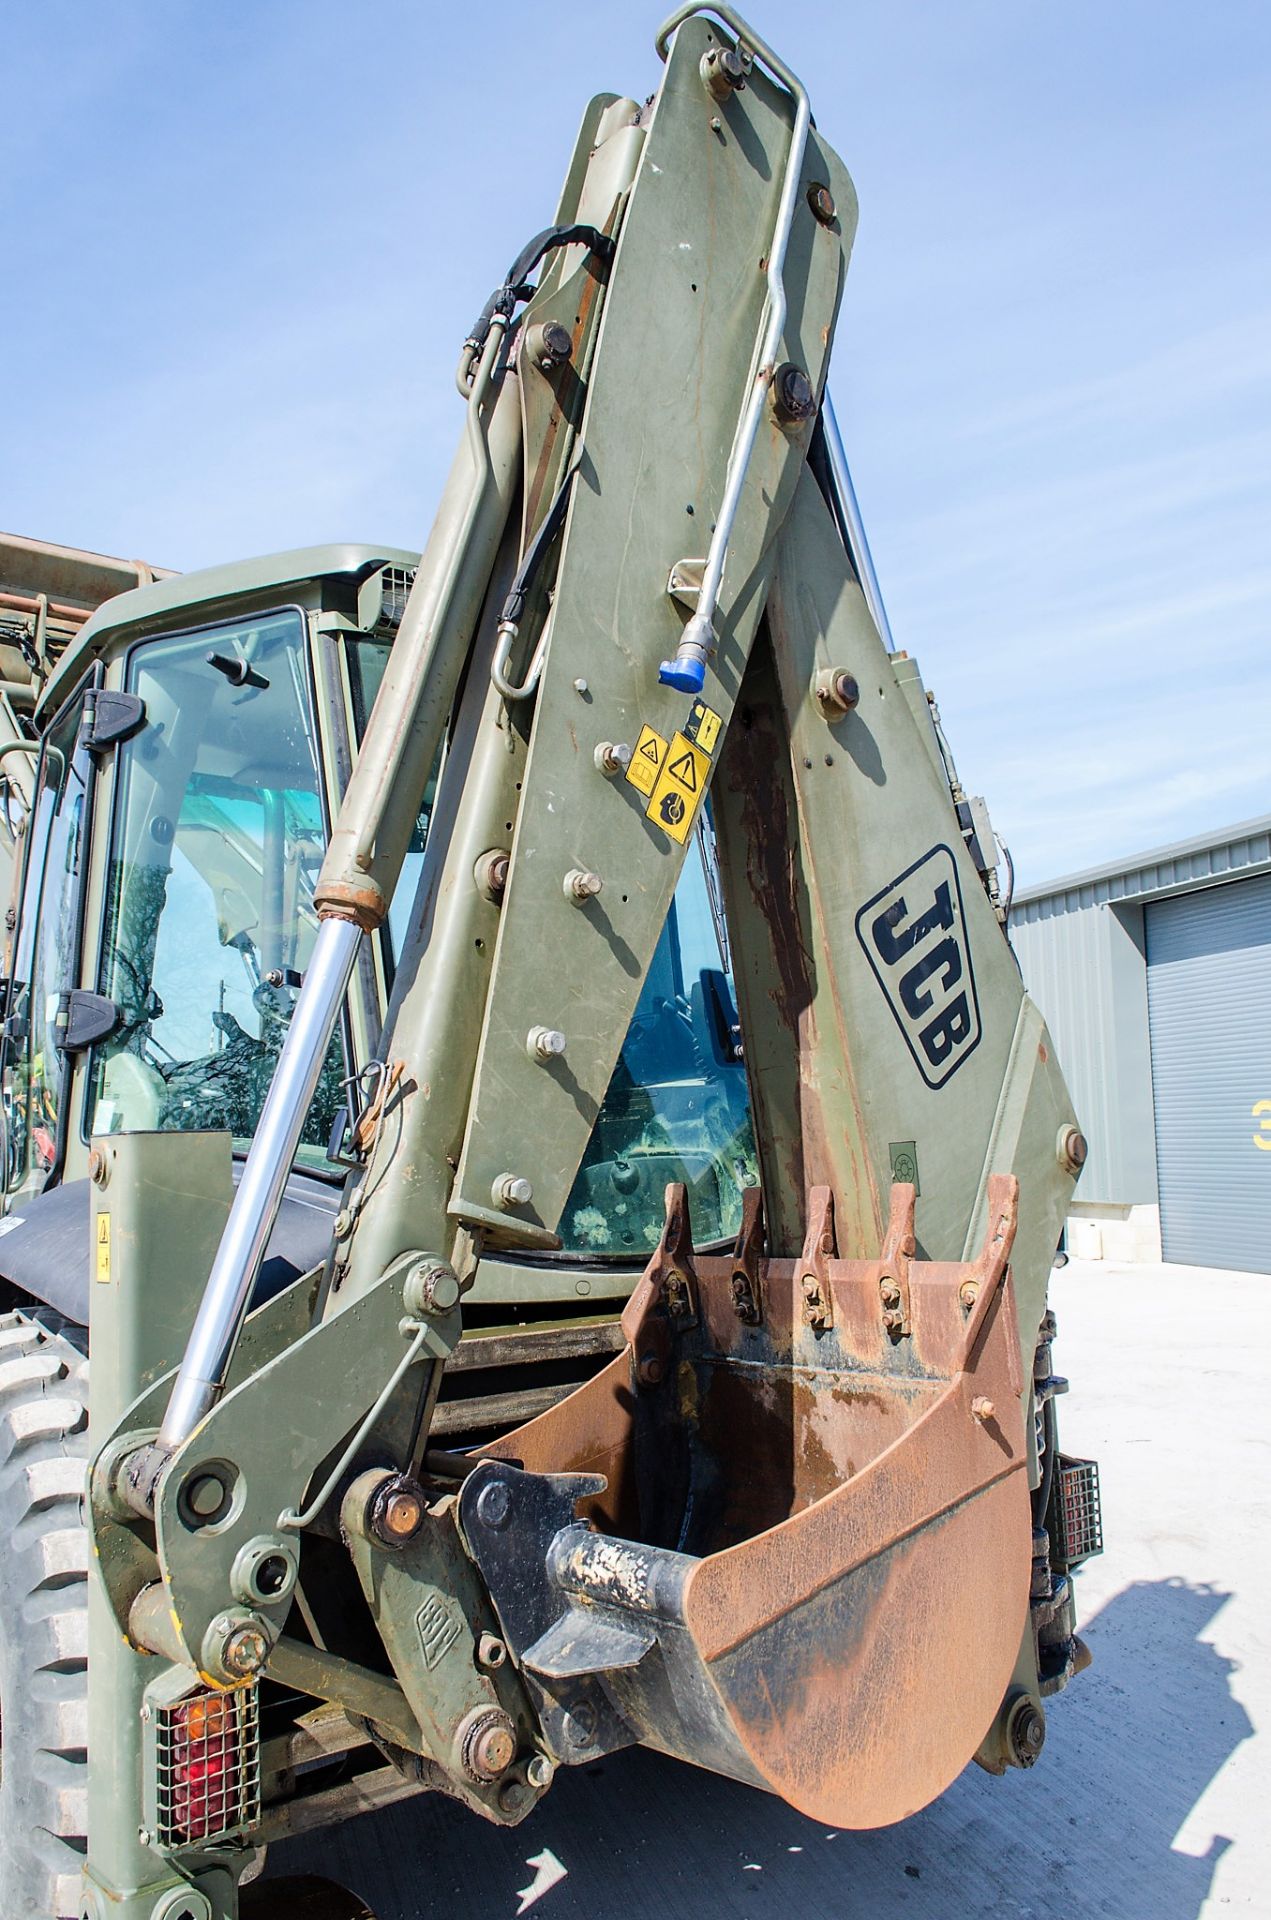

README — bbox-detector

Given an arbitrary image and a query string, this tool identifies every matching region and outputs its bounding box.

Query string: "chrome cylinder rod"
[158,914,362,1448]
[820,388,896,655]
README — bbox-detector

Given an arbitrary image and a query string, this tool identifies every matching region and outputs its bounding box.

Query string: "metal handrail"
[820,390,897,655]
[655,4,812,693]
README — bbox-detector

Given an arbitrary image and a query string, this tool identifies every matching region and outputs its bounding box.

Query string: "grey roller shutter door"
[1146,873,1271,1272]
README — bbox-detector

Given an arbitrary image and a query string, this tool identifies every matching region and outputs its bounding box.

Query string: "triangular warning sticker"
[639,737,661,763]
[667,751,698,792]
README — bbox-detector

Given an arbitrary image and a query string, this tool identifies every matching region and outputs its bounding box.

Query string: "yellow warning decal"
[625,724,668,798]
[685,699,722,755]
[95,1213,111,1285]
[646,731,710,844]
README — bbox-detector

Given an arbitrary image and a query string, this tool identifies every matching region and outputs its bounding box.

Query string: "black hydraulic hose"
[463,223,616,358]
[499,460,579,630]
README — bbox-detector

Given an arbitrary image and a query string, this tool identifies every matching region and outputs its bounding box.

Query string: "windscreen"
[87,611,344,1167]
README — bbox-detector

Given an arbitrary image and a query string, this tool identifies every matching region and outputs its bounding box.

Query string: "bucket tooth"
[523,1608,657,1681]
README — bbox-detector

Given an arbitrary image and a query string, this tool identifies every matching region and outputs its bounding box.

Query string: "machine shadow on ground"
[273,1576,1250,1920]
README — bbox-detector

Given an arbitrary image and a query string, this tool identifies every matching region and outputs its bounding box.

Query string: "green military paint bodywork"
[85,1133,238,1917]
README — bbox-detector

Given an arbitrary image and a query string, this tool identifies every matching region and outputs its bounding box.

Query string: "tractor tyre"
[0,1311,92,1919]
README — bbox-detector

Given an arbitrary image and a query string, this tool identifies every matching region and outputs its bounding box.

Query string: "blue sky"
[4,2,1268,883]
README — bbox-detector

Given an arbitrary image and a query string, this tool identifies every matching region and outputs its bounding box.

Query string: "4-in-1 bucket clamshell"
[460,1172,1030,1829]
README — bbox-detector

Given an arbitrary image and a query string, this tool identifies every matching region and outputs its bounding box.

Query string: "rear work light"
[148,1678,261,1850]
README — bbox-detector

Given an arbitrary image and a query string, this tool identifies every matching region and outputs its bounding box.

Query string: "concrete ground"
[272,1260,1270,1920]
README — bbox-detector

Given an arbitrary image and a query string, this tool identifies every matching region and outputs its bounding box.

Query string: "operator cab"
[0,546,755,1331]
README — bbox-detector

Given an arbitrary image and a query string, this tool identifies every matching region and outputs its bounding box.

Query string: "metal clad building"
[1010,815,1271,1272]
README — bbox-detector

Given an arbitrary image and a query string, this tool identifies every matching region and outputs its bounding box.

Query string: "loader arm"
[81,12,1098,1916]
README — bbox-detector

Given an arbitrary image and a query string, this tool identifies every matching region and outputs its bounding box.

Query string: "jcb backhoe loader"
[0,11,1101,1916]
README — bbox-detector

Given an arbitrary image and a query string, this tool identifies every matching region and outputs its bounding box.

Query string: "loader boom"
[69,12,1099,1918]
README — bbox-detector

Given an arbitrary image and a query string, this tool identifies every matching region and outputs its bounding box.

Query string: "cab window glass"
[560,816,758,1255]
[88,611,344,1166]
[2,684,94,1187]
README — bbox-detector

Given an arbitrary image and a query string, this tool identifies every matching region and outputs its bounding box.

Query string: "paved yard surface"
[272,1260,1269,1920]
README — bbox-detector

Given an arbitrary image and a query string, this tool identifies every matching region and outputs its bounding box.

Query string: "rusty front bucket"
[458,1174,1031,1829]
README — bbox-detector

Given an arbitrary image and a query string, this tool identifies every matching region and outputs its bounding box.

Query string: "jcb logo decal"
[856,845,981,1090]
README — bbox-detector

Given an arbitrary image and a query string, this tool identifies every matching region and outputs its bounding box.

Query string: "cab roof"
[39,542,419,718]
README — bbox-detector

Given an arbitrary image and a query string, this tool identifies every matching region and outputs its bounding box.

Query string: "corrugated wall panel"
[1010,902,1157,1207]
[1146,874,1271,1272]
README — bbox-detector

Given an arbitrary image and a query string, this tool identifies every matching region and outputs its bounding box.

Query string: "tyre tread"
[0,1312,91,1920]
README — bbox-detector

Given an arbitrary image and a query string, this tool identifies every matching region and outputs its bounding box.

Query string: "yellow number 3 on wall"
[1254,1100,1271,1152]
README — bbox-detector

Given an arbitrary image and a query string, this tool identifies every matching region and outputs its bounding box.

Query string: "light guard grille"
[378,565,416,632]
[1055,1454,1103,1565]
[153,1681,261,1849]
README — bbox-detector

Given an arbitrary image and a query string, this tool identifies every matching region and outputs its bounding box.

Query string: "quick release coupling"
[658,612,711,694]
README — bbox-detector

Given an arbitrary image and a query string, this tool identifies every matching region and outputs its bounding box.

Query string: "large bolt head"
[564,867,603,902]
[701,45,747,99]
[594,740,632,776]
[404,1259,460,1316]
[807,182,837,226]
[814,667,860,717]
[527,1025,568,1063]
[475,1480,512,1530]
[1058,1125,1088,1174]
[636,1351,664,1387]
[369,1473,427,1547]
[528,319,573,371]
[492,1172,533,1209]
[773,363,816,424]
[1006,1695,1046,1768]
[221,1618,271,1678]
[459,1706,517,1783]
[473,848,511,901]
